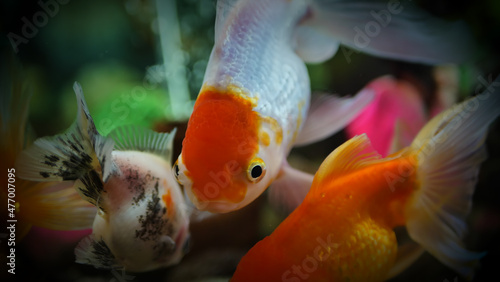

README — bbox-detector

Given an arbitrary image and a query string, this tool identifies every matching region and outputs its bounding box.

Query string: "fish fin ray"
[107,126,177,163]
[306,0,477,64]
[74,171,107,212]
[406,83,500,278]
[268,162,314,214]
[294,89,374,147]
[312,134,383,189]
[24,181,97,230]
[386,242,425,279]
[75,235,120,269]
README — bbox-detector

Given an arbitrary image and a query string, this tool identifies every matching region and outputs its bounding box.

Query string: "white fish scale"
[205,0,310,147]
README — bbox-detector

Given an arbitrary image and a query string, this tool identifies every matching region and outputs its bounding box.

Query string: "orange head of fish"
[173,86,268,213]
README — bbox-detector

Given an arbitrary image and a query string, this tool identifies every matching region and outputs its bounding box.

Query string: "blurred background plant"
[0,0,499,281]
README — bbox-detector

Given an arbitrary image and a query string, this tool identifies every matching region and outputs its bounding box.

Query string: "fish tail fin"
[299,0,477,64]
[16,82,114,209]
[405,79,500,279]
[19,181,96,232]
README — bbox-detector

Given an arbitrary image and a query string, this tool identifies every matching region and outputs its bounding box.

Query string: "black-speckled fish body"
[16,83,190,272]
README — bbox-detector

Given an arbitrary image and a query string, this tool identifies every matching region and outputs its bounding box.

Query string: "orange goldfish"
[231,83,500,281]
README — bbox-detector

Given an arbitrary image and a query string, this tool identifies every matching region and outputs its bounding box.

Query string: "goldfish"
[16,83,190,272]
[172,0,477,213]
[231,82,500,281]
[0,56,95,241]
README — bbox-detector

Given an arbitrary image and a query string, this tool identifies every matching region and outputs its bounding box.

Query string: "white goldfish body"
[16,83,190,272]
[173,0,477,213]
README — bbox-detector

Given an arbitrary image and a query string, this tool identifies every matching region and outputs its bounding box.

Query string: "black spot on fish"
[124,168,157,205]
[43,160,57,167]
[91,238,116,268]
[40,172,50,178]
[46,155,60,162]
[78,170,105,211]
[135,181,167,242]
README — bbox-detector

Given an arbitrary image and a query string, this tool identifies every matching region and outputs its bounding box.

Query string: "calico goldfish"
[173,0,477,213]
[16,83,190,272]
[0,57,95,241]
[231,83,500,281]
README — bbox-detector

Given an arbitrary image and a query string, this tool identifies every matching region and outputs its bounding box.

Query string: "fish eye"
[172,161,182,184]
[247,158,266,183]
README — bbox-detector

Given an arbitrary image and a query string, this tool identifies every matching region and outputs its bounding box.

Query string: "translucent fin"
[293,24,340,63]
[386,242,425,279]
[406,85,500,278]
[75,235,120,270]
[387,119,416,156]
[306,0,477,64]
[294,89,374,146]
[19,180,96,230]
[312,134,383,190]
[74,170,107,212]
[16,82,114,182]
[108,126,177,163]
[213,0,240,41]
[268,161,314,214]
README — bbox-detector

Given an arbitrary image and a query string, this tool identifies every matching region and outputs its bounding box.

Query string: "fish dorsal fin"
[313,134,382,189]
[73,82,114,182]
[107,126,177,163]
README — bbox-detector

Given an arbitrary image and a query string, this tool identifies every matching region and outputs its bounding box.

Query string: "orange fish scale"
[254,157,418,281]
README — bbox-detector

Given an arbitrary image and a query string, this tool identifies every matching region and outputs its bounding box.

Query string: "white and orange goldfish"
[231,81,500,282]
[173,0,477,213]
[16,83,190,272]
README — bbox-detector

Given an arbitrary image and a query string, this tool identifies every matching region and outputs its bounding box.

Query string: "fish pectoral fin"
[386,242,425,279]
[75,235,119,270]
[24,181,97,230]
[268,162,314,214]
[306,0,477,64]
[107,126,177,163]
[15,82,114,182]
[294,88,374,147]
[293,24,340,63]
